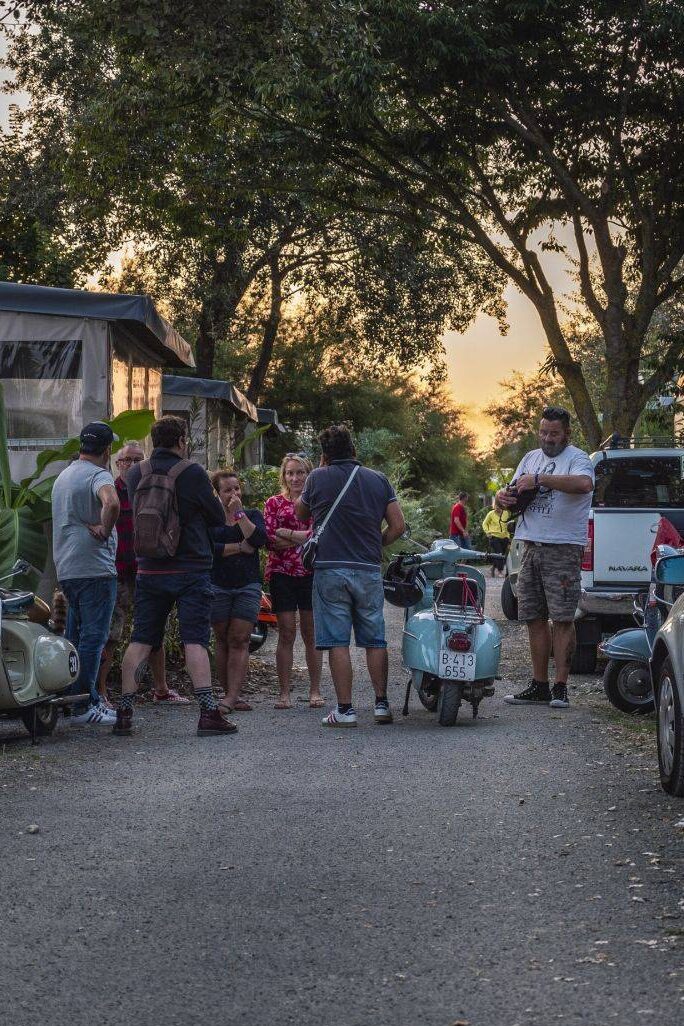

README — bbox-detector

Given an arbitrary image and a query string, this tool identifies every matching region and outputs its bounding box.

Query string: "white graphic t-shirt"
[512,444,595,547]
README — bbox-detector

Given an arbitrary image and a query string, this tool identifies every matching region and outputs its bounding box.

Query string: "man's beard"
[540,439,568,457]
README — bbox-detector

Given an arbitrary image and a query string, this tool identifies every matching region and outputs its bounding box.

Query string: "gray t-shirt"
[512,445,595,547]
[52,460,117,581]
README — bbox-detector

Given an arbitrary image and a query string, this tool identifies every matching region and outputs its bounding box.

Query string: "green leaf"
[0,507,48,590]
[107,409,155,453]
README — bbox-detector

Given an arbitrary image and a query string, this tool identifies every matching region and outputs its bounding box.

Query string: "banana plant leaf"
[0,507,47,590]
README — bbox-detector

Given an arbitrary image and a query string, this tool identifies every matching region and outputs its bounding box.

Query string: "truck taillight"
[582,519,594,571]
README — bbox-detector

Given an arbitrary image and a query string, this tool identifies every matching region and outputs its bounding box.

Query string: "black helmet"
[383,559,427,608]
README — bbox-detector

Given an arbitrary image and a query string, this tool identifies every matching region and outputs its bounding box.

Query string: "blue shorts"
[211,582,262,624]
[131,572,212,649]
[312,568,386,650]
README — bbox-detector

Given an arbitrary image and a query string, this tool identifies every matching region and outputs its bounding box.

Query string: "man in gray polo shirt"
[52,422,120,725]
[297,425,405,727]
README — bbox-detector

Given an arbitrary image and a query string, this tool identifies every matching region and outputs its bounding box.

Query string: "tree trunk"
[245,257,283,404]
[534,298,603,449]
[194,249,249,378]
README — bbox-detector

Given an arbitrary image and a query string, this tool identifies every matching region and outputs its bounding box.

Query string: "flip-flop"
[308,696,325,708]
[220,698,253,713]
[275,700,293,709]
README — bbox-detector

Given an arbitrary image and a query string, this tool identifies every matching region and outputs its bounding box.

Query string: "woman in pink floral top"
[264,454,323,709]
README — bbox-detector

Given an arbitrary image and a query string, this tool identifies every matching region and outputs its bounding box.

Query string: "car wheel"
[656,659,684,796]
[603,658,654,714]
[501,576,518,621]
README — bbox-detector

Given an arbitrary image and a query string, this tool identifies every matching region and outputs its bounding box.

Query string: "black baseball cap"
[79,422,119,453]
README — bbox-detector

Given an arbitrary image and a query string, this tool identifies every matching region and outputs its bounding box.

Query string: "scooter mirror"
[401,525,412,539]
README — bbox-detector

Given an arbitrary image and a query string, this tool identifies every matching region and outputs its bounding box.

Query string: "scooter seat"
[0,589,35,614]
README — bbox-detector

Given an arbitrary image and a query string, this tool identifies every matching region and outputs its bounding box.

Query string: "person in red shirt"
[450,491,471,548]
[97,441,189,708]
[264,454,323,709]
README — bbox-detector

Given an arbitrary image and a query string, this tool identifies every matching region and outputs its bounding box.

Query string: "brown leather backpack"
[133,459,191,559]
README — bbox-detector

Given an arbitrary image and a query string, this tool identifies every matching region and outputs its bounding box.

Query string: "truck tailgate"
[592,509,661,586]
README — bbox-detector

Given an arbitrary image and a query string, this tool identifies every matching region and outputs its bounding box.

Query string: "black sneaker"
[504,679,552,705]
[550,684,570,709]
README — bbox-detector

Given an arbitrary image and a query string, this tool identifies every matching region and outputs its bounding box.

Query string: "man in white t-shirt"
[496,406,595,710]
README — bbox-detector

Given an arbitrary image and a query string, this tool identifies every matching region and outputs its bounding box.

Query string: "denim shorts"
[210,582,262,624]
[312,568,386,650]
[131,572,212,648]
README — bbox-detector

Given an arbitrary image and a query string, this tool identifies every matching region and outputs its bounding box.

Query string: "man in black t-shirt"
[297,425,405,728]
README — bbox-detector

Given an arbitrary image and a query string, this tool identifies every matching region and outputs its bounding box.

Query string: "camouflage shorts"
[517,542,583,623]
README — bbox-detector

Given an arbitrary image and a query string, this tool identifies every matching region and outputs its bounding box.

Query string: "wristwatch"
[234,510,245,521]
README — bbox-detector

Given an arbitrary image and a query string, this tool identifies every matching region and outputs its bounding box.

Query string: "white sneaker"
[322,707,358,728]
[70,703,117,726]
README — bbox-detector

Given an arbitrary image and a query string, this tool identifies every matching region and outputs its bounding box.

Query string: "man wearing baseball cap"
[51,422,121,726]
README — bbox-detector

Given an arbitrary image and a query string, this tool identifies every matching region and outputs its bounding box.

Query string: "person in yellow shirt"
[482,504,511,577]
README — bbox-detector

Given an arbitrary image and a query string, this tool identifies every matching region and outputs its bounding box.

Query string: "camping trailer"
[162,375,257,470]
[0,281,194,482]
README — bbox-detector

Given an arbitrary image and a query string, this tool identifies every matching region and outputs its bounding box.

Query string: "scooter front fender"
[599,627,651,662]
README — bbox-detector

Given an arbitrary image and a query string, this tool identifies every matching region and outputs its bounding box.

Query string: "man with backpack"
[113,416,236,737]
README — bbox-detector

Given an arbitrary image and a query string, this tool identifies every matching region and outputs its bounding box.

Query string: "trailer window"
[0,339,82,445]
[593,457,684,508]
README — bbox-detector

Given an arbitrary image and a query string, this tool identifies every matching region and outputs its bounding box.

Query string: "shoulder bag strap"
[315,465,360,540]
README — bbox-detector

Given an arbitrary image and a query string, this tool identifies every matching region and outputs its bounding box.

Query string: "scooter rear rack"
[433,602,484,625]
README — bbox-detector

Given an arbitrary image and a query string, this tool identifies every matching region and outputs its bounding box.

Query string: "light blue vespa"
[398,538,502,726]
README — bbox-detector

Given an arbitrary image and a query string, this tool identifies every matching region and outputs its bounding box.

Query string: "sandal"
[153,688,191,705]
[219,698,253,713]
[275,699,293,709]
[308,695,325,708]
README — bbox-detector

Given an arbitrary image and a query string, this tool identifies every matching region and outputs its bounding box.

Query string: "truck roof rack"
[600,434,684,450]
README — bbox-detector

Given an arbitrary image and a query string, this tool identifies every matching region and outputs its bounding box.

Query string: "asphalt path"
[1,581,683,1026]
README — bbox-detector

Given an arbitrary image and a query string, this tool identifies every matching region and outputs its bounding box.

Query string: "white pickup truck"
[502,446,684,673]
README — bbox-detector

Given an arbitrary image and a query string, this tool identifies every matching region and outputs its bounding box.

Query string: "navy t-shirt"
[301,460,397,570]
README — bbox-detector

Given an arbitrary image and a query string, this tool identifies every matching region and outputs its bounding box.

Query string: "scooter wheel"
[20,703,58,737]
[249,622,268,654]
[437,681,461,726]
[603,658,654,714]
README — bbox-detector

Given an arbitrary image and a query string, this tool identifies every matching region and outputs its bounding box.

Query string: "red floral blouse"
[263,494,313,580]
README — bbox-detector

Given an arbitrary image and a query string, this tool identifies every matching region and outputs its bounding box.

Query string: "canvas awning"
[0,281,194,368]
[257,407,287,433]
[163,374,257,421]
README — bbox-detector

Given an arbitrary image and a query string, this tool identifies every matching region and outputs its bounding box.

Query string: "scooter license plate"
[438,650,476,680]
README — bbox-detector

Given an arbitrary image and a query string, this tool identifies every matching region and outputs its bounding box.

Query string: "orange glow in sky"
[445,240,577,451]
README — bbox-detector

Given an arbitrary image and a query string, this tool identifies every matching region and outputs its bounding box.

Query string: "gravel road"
[1,579,683,1026]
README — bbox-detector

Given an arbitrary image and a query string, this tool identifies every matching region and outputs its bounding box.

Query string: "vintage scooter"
[600,543,680,715]
[385,538,501,726]
[0,559,81,740]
